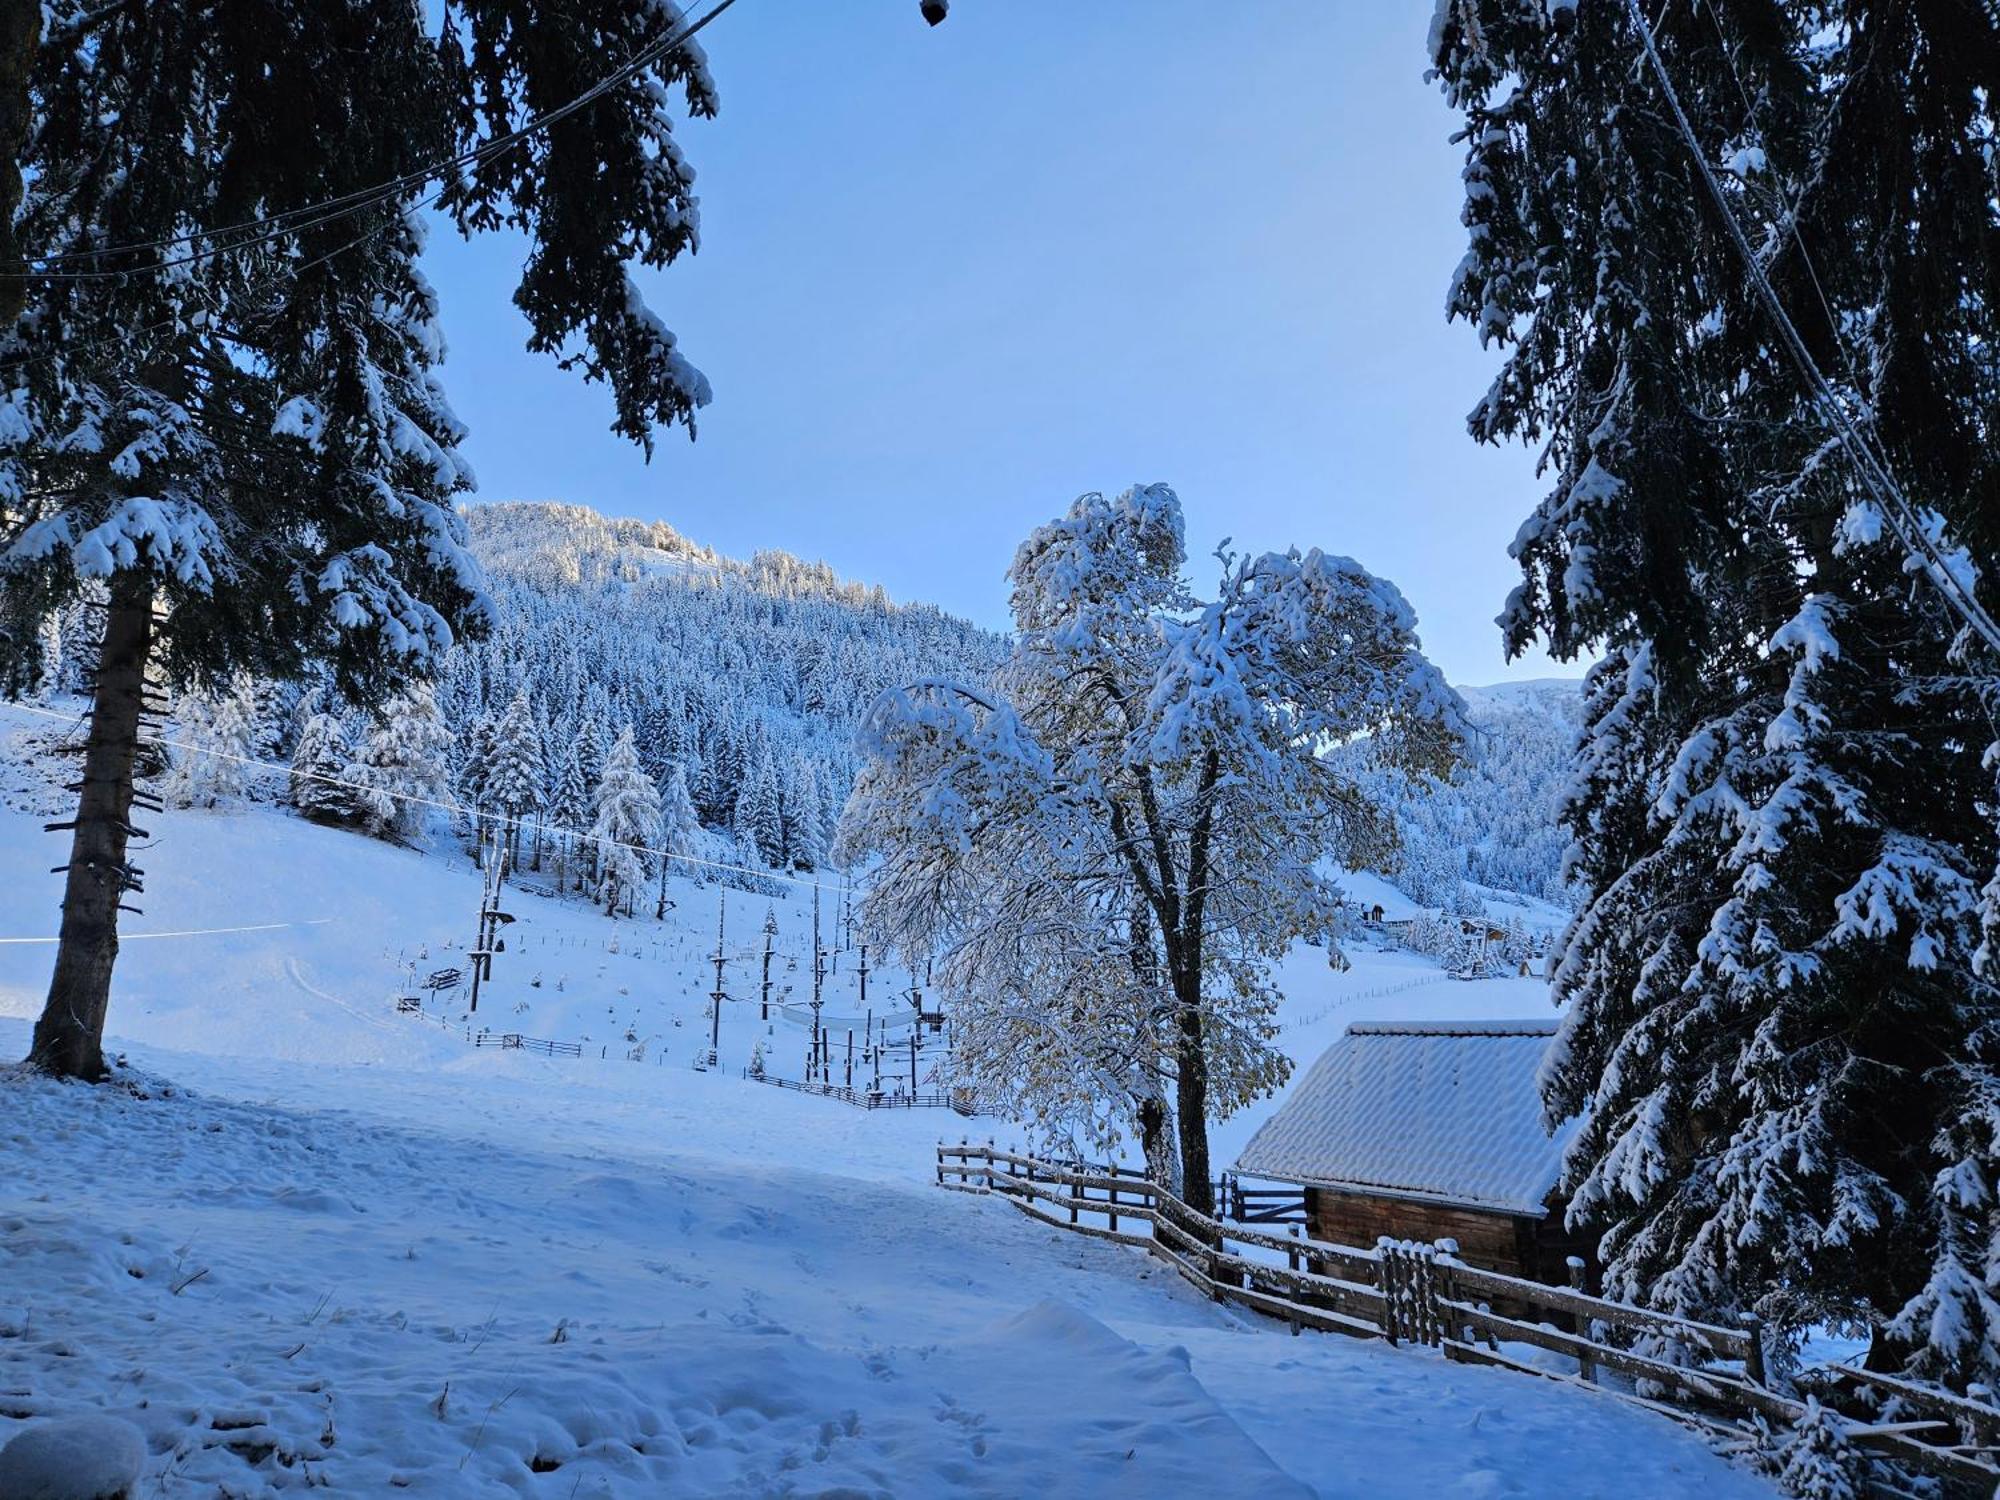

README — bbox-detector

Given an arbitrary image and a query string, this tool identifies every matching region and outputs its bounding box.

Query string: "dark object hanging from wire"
[920,0,948,24]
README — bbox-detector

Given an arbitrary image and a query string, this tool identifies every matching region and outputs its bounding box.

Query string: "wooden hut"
[1233,1020,1590,1284]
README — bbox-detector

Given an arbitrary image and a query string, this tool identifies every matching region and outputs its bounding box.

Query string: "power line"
[7,0,739,281]
[0,183,449,378]
[0,918,333,946]
[2,698,853,895]
[1624,0,2000,659]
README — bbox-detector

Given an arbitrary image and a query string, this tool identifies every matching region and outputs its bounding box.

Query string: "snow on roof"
[1233,1019,1579,1217]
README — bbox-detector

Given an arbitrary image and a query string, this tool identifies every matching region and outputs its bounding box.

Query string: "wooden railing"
[937,1141,2000,1495]
[471,1030,583,1059]
[749,1071,982,1114]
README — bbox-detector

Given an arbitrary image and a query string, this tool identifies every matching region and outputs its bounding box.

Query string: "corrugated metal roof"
[1233,1019,1579,1217]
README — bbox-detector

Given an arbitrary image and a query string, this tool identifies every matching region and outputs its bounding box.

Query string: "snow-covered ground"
[0,714,1773,1496]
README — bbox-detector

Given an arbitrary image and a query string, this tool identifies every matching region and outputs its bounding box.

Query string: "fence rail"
[938,1142,2000,1495]
[750,1071,981,1115]
[471,1030,583,1059]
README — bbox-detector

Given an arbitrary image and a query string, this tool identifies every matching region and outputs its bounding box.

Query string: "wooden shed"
[1233,1020,1591,1285]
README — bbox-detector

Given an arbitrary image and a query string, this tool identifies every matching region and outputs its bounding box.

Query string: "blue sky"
[422,1,1573,687]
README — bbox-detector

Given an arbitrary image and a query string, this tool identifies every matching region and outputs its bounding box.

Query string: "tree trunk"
[1136,1093,1181,1198]
[26,578,154,1080]
[0,0,39,330]
[1171,965,1214,1216]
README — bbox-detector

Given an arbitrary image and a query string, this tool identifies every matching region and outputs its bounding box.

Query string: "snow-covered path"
[1,1020,1774,1498]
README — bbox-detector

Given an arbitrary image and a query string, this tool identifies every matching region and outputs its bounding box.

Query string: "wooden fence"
[749,1071,982,1115]
[938,1141,2000,1496]
[471,1029,583,1059]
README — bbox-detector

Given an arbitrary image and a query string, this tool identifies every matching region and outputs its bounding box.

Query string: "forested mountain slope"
[27,499,1577,908]
[1337,677,1583,911]
[436,501,1007,863]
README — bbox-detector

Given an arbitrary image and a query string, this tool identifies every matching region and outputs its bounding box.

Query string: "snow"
[0,1415,146,1500]
[0,713,1776,1495]
[67,497,223,586]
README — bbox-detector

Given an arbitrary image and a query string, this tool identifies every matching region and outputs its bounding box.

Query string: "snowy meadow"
[0,716,1762,1496]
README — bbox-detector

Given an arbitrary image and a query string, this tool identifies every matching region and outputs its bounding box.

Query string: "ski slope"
[0,717,1773,1497]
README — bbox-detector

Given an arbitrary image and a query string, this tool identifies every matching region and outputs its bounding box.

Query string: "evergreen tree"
[657,762,702,912]
[1433,1,2000,1385]
[641,695,684,785]
[289,712,359,824]
[248,678,299,764]
[576,715,608,801]
[349,686,453,842]
[732,750,782,868]
[1775,1399,1862,1500]
[547,736,591,894]
[660,764,700,892]
[787,759,827,871]
[5,0,720,1079]
[160,681,258,809]
[456,712,497,850]
[484,689,545,867]
[590,726,661,916]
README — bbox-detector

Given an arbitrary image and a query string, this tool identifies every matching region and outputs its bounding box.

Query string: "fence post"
[1412,1242,1442,1348]
[1070,1167,1081,1226]
[1431,1237,1459,1348]
[1377,1238,1401,1345]
[1741,1312,1766,1386]
[1108,1163,1119,1234]
[1567,1257,1597,1384]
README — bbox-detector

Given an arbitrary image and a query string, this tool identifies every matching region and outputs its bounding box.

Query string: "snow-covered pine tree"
[248,678,299,764]
[1774,1398,1862,1500]
[732,750,783,869]
[843,485,1462,1208]
[6,0,721,1079]
[590,726,661,917]
[456,713,497,851]
[657,762,702,915]
[548,737,591,895]
[641,696,684,786]
[1432,1,2000,1386]
[691,750,724,828]
[288,713,359,825]
[484,690,545,868]
[159,681,258,810]
[348,687,453,843]
[786,759,827,871]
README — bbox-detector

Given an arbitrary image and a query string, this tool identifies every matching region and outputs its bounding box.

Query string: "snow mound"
[0,1416,146,1500]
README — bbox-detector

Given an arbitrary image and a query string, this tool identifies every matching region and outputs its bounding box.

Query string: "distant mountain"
[1336,675,1584,911]
[431,501,1008,869]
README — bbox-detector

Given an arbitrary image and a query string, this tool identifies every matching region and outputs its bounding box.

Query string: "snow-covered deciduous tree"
[348,687,452,843]
[843,484,1461,1208]
[591,727,661,917]
[5,0,722,1079]
[288,713,359,825]
[1433,1,2000,1388]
